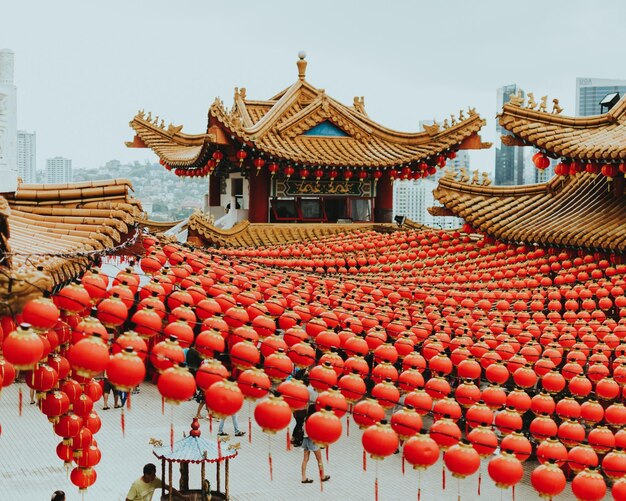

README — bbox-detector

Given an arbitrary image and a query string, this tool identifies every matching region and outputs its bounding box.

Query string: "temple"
[127,53,489,234]
[435,93,626,255]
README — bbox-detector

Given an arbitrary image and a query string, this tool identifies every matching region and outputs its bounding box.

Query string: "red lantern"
[353,398,385,429]
[571,468,606,501]
[2,324,44,370]
[70,467,97,491]
[390,407,422,440]
[157,364,196,404]
[54,283,91,314]
[237,368,271,400]
[253,396,292,433]
[107,348,146,392]
[568,444,598,474]
[277,378,309,410]
[362,421,399,459]
[531,462,566,499]
[67,335,109,378]
[403,433,440,470]
[205,380,244,418]
[195,359,229,391]
[488,452,523,489]
[305,409,343,446]
[429,417,461,451]
[22,297,60,330]
[444,441,480,478]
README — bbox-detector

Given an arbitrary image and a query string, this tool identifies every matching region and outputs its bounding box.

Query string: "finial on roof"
[297,51,307,80]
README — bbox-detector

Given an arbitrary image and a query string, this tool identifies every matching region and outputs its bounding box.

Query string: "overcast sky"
[3,0,625,174]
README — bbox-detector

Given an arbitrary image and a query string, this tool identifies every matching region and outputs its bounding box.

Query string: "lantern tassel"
[268,452,273,481]
[248,415,252,444]
[169,405,174,452]
[478,465,481,495]
[286,427,291,451]
[375,477,379,501]
[325,444,329,463]
[512,485,515,501]
[402,454,405,475]
[161,395,165,415]
[209,414,213,434]
[418,471,422,501]
[127,392,131,411]
[363,449,367,471]
[442,460,446,490]
[347,405,351,437]
[18,387,23,416]
[121,408,126,437]
[217,438,222,458]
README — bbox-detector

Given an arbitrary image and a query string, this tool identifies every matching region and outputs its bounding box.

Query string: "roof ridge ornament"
[297,51,307,80]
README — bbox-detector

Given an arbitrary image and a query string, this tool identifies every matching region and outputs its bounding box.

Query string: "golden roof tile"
[499,94,626,160]
[434,173,626,251]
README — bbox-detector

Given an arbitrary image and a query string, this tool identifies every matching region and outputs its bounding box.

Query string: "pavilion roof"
[498,94,626,161]
[0,179,142,313]
[153,434,237,464]
[128,57,489,170]
[434,171,626,252]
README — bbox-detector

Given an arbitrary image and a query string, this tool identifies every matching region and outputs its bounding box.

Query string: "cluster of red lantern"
[5,225,626,499]
[533,150,625,182]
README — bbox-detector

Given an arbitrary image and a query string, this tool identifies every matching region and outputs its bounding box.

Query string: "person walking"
[217,414,245,437]
[300,379,330,484]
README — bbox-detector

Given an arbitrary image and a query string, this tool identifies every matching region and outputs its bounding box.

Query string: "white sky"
[3,0,625,174]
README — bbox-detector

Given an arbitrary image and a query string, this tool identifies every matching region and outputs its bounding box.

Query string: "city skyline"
[3,0,625,175]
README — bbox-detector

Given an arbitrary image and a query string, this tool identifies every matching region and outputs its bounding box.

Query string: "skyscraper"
[0,48,18,192]
[576,78,626,116]
[495,84,528,186]
[393,178,463,229]
[45,156,72,184]
[17,130,36,183]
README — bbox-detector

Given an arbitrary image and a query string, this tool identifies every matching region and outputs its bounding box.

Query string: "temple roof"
[187,215,401,247]
[434,171,626,252]
[0,180,142,313]
[128,56,489,171]
[498,94,626,161]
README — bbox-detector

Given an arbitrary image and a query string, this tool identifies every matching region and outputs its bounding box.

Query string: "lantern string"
[267,434,273,481]
[18,386,22,417]
[170,405,174,452]
[121,407,126,438]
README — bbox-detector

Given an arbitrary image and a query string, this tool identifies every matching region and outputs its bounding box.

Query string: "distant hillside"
[72,160,207,221]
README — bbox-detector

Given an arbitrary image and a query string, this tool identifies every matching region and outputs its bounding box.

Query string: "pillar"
[248,168,270,223]
[208,173,221,206]
[374,170,393,223]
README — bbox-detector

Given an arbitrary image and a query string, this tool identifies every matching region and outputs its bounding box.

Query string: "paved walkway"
[0,382,584,500]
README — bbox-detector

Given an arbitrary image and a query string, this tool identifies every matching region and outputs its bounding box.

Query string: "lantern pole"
[161,459,166,499]
[225,458,230,500]
[168,461,173,501]
[216,459,221,494]
[201,451,206,498]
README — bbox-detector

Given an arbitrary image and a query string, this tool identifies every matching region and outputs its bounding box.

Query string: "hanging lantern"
[571,468,606,501]
[106,348,146,392]
[276,378,309,410]
[299,168,310,180]
[54,283,91,315]
[358,170,368,182]
[111,331,148,361]
[353,398,385,429]
[531,462,566,499]
[212,150,223,164]
[372,170,382,183]
[236,149,247,166]
[403,433,440,470]
[389,169,398,181]
[67,335,109,378]
[237,367,271,400]
[429,417,461,451]
[22,297,60,330]
[533,152,551,170]
[70,467,97,492]
[41,390,71,423]
[54,413,83,442]
[151,336,185,373]
[568,444,599,474]
[329,169,339,183]
[2,324,44,370]
[500,432,532,462]
[444,441,480,478]
[314,168,324,181]
[96,295,128,328]
[195,359,229,392]
[205,380,244,419]
[253,396,292,434]
[283,165,295,179]
[157,364,196,405]
[487,453,523,490]
[309,362,338,392]
[390,406,422,440]
[362,421,399,459]
[305,409,343,446]
[268,162,279,176]
[230,341,260,371]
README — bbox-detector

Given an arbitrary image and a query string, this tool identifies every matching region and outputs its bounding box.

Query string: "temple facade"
[127,54,489,228]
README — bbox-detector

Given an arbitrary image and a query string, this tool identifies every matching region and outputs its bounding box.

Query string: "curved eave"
[210,104,488,169]
[499,100,626,161]
[128,117,216,168]
[434,172,626,252]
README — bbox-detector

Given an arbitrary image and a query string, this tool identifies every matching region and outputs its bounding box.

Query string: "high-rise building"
[393,178,463,229]
[0,48,18,192]
[495,84,527,186]
[17,130,36,183]
[576,78,626,116]
[45,156,72,184]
